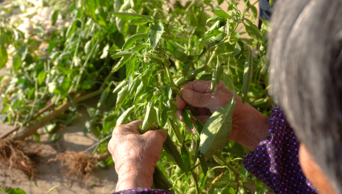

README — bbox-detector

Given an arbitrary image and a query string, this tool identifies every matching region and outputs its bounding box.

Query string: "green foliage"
[0,0,272,193]
[199,87,236,159]
[3,187,26,194]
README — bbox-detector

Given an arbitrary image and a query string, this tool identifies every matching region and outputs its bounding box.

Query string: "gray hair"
[269,0,342,193]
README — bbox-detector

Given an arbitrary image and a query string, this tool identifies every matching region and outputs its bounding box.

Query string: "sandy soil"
[0,63,117,193]
[0,95,118,194]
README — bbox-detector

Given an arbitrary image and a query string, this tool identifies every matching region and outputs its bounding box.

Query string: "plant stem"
[84,134,112,153]
[75,39,100,92]
[12,89,103,140]
[191,169,200,194]
[218,155,240,193]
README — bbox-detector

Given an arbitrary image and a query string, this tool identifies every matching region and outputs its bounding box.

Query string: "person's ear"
[299,144,335,194]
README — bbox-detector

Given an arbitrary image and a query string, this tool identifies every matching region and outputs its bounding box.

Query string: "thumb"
[181,89,231,109]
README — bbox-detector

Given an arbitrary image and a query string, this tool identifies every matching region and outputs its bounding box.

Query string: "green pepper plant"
[0,0,272,193]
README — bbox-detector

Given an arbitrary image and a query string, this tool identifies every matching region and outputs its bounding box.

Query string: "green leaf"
[244,22,263,42]
[84,40,92,55]
[111,55,132,73]
[260,18,271,32]
[64,113,77,126]
[34,132,40,143]
[113,80,127,93]
[234,41,243,57]
[33,24,45,37]
[181,144,191,171]
[213,9,231,19]
[159,109,168,128]
[84,0,96,18]
[122,33,148,50]
[198,74,212,81]
[12,51,22,73]
[66,20,78,39]
[110,50,133,59]
[206,32,225,46]
[115,85,129,109]
[97,87,110,108]
[163,135,187,172]
[153,166,173,192]
[0,45,7,69]
[38,71,46,85]
[116,105,135,126]
[44,122,57,133]
[141,101,157,132]
[49,132,61,142]
[19,45,28,61]
[211,56,223,92]
[163,85,172,108]
[148,22,164,49]
[199,90,236,158]
[204,29,221,40]
[181,109,193,129]
[100,44,110,59]
[49,9,59,25]
[249,4,258,19]
[242,48,253,103]
[269,0,274,6]
[131,18,151,25]
[113,12,152,21]
[199,153,208,175]
[5,187,26,194]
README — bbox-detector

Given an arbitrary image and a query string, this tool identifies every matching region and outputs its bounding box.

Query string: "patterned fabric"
[113,188,171,194]
[243,107,318,193]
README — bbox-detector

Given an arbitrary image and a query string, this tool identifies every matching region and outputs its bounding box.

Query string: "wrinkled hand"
[176,80,270,151]
[108,120,167,191]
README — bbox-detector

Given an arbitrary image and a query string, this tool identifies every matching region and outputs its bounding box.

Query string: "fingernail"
[182,89,193,100]
[176,110,183,121]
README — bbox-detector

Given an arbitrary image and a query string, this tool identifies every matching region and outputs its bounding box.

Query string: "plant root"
[0,139,34,177]
[49,150,98,179]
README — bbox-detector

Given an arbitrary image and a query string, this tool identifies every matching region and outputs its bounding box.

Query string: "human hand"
[176,80,270,151]
[108,120,167,191]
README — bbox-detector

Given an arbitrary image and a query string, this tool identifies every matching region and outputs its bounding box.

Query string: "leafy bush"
[0,0,271,193]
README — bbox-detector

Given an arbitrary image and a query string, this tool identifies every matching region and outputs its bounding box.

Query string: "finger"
[194,107,210,116]
[181,80,211,93]
[185,126,197,134]
[176,110,183,121]
[181,89,231,110]
[143,129,168,143]
[196,115,210,123]
[176,95,186,110]
[184,115,210,134]
[176,109,209,122]
[114,120,143,134]
[182,80,230,94]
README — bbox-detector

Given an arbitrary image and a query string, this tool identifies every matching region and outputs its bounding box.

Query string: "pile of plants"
[0,0,272,193]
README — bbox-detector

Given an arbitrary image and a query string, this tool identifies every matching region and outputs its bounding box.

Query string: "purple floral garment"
[243,107,318,193]
[113,188,171,194]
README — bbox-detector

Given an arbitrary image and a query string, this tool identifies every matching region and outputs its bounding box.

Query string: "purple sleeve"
[112,188,172,194]
[243,107,318,193]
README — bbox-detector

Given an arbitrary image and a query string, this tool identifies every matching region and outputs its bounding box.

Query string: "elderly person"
[108,0,342,193]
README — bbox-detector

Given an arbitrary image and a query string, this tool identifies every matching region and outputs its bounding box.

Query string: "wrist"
[230,103,270,151]
[116,166,154,191]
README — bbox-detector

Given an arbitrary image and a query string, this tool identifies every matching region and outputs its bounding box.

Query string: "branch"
[12,89,103,140]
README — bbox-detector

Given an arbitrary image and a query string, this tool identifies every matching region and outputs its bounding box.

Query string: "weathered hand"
[176,80,270,151]
[108,120,167,191]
